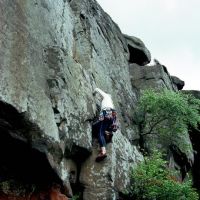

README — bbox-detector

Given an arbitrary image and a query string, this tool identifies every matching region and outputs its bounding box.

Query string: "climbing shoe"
[95,152,107,162]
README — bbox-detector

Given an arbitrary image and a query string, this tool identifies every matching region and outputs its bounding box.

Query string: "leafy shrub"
[128,151,199,200]
[135,89,200,137]
[71,193,80,200]
[134,89,200,152]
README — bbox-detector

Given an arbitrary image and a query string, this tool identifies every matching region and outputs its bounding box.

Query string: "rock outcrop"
[182,90,200,189]
[124,34,151,65]
[0,0,143,199]
[129,62,185,91]
[0,0,198,199]
[129,62,195,181]
[129,63,174,91]
[171,76,185,90]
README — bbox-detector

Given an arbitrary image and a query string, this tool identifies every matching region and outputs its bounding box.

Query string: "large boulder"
[124,34,151,65]
[129,63,176,91]
[171,76,185,90]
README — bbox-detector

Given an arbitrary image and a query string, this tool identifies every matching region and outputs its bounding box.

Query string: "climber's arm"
[93,88,107,98]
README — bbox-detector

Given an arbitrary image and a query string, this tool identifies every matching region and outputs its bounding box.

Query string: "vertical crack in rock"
[190,125,200,190]
[169,144,193,180]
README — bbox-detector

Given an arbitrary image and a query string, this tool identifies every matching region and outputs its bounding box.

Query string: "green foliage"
[71,193,80,200]
[128,151,199,200]
[135,89,200,141]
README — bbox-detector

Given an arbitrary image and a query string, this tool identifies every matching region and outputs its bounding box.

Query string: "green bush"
[134,89,200,152]
[135,89,200,137]
[128,151,199,200]
[71,193,80,200]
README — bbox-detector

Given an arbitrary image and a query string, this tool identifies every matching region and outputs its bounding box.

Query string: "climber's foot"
[95,152,107,162]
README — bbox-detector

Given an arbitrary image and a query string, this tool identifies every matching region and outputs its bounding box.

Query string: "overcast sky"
[97,0,200,90]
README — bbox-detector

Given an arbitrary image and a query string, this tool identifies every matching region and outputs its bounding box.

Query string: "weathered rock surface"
[129,62,185,91]
[80,132,142,200]
[0,0,143,199]
[171,76,185,90]
[124,34,151,65]
[0,0,198,199]
[129,63,195,181]
[182,90,200,189]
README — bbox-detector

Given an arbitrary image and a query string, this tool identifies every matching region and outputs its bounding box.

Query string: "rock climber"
[93,88,118,162]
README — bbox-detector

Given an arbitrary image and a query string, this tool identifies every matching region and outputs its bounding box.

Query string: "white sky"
[97,0,200,90]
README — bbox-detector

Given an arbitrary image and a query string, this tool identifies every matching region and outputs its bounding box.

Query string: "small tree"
[127,151,199,200]
[134,89,200,151]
